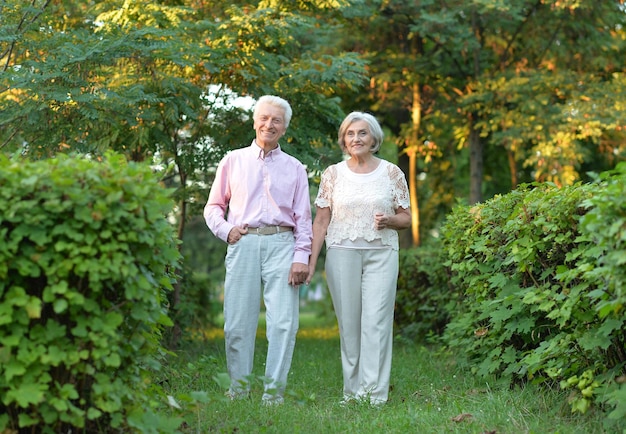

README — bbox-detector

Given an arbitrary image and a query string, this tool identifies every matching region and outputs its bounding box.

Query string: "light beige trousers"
[325,246,398,405]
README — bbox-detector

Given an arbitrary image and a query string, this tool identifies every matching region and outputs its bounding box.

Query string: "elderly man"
[204,95,312,405]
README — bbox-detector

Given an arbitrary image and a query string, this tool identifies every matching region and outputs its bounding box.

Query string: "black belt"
[247,226,293,235]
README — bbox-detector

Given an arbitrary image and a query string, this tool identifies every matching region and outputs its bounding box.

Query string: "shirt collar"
[252,140,281,161]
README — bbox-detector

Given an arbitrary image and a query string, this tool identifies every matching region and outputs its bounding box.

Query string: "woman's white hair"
[337,111,384,154]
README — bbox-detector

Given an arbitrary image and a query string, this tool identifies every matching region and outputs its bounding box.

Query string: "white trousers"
[223,231,299,398]
[326,247,398,404]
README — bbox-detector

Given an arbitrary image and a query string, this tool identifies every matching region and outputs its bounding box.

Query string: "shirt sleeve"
[389,164,411,210]
[203,155,235,243]
[314,165,335,209]
[291,163,313,265]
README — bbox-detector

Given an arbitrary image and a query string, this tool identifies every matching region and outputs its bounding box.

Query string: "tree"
[448,0,626,192]
[330,0,626,243]
[1,0,368,344]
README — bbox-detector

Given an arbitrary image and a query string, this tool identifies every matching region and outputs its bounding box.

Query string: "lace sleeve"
[388,164,410,210]
[314,165,337,208]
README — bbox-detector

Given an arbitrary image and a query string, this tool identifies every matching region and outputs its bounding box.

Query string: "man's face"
[253,103,287,149]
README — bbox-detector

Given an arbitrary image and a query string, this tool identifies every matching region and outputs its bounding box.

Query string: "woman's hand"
[374,213,389,230]
[375,208,411,231]
[305,264,316,285]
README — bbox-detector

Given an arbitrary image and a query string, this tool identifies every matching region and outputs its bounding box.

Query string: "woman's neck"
[346,155,380,173]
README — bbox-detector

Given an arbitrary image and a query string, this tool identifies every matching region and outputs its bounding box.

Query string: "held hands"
[227,225,248,244]
[305,264,315,285]
[289,262,308,287]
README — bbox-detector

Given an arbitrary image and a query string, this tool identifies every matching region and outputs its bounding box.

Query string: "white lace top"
[315,159,410,250]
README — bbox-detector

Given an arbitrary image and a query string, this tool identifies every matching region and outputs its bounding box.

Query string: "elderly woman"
[307,111,411,405]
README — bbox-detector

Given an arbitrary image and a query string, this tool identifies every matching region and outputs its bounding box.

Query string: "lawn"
[161,312,614,433]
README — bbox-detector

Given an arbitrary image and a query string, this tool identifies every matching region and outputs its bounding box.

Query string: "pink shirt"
[204,141,312,265]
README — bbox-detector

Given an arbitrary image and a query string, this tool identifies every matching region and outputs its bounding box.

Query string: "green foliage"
[439,163,626,426]
[330,0,626,213]
[0,0,368,350]
[0,152,182,432]
[578,163,626,319]
[572,162,626,423]
[163,267,224,347]
[467,70,626,186]
[395,242,458,341]
[0,0,367,167]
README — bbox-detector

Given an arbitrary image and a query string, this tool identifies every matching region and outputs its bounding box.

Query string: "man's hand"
[227,225,248,244]
[288,262,308,286]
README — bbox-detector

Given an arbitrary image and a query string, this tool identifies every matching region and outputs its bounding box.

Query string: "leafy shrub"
[395,242,458,341]
[164,266,223,346]
[562,163,626,422]
[439,162,626,426]
[176,215,228,335]
[0,153,182,432]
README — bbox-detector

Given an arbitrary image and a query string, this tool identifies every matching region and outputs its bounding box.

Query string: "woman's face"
[344,120,374,157]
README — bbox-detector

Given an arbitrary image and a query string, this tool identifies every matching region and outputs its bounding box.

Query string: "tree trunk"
[469,122,483,205]
[397,152,413,249]
[469,10,484,205]
[507,147,518,188]
[168,164,187,350]
[409,83,421,246]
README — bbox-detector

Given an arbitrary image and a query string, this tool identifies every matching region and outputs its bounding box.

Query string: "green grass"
[161,312,617,433]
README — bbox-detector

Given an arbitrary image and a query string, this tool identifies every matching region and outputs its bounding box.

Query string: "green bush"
[395,242,458,341]
[439,162,626,426]
[163,267,223,346]
[562,163,626,421]
[0,153,182,432]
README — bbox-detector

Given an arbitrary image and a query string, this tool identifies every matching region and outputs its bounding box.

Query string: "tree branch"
[2,0,51,72]
[497,0,543,70]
